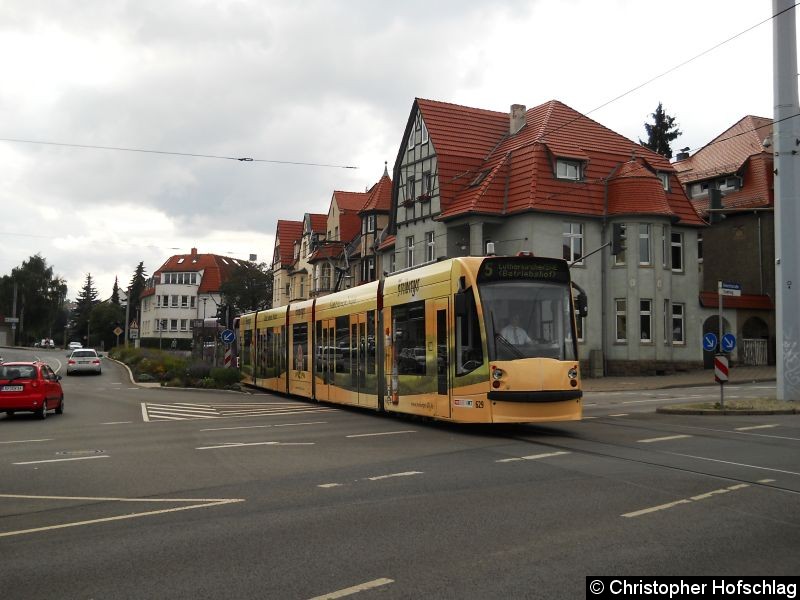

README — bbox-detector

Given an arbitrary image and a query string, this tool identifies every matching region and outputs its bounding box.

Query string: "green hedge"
[111,346,241,389]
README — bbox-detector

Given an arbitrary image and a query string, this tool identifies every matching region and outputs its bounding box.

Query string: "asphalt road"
[1,347,798,599]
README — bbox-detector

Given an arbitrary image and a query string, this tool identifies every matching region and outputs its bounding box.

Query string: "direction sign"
[221,329,235,344]
[703,332,718,352]
[719,281,742,297]
[721,333,737,353]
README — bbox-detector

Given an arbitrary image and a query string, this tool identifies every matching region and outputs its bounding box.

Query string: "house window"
[562,222,584,264]
[180,319,188,331]
[388,252,396,274]
[556,159,581,181]
[640,299,652,342]
[671,232,684,272]
[697,233,703,263]
[423,172,432,196]
[406,236,415,268]
[576,314,585,343]
[334,226,339,240]
[615,299,627,342]
[614,223,627,266]
[191,273,197,284]
[191,297,196,309]
[639,224,651,265]
[663,299,670,344]
[421,119,429,144]
[658,172,670,190]
[406,176,415,202]
[425,231,435,262]
[170,319,178,332]
[171,295,179,307]
[662,226,668,267]
[181,295,189,308]
[162,295,169,307]
[300,280,304,298]
[672,303,685,344]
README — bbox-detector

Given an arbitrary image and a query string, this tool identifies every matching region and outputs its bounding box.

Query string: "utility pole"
[773,0,800,401]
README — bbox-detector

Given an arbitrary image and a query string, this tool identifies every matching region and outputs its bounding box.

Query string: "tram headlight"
[492,368,504,380]
[567,367,578,380]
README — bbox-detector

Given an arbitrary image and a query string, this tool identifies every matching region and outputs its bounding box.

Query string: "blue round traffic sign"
[221,329,235,344]
[703,332,718,352]
[721,333,736,353]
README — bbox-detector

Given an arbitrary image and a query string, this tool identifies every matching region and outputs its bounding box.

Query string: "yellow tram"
[237,255,586,424]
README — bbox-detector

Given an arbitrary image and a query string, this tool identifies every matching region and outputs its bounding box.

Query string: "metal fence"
[740,338,768,366]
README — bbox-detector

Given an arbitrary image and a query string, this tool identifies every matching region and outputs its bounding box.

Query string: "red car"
[0,361,64,419]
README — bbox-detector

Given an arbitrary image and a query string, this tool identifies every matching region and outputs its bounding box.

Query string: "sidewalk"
[582,365,776,393]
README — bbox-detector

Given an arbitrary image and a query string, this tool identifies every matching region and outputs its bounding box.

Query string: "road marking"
[622,483,751,518]
[346,430,417,438]
[307,578,394,599]
[582,416,599,419]
[14,456,110,465]
[201,421,327,432]
[0,494,244,538]
[0,439,53,445]
[638,434,692,443]
[608,413,629,417]
[141,402,149,422]
[735,424,779,431]
[101,421,132,425]
[196,441,315,450]
[367,471,422,481]
[318,483,343,488]
[497,451,570,463]
[669,453,800,477]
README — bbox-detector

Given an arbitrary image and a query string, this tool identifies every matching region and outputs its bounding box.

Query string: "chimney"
[675,147,690,161]
[190,248,198,256]
[510,104,527,135]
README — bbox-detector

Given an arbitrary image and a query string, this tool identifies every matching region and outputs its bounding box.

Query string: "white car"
[67,341,83,351]
[66,349,102,375]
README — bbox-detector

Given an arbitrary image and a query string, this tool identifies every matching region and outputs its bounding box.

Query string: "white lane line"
[317,483,343,489]
[196,441,315,450]
[141,402,149,422]
[0,439,53,445]
[101,421,132,425]
[0,496,244,538]
[497,451,570,463]
[638,434,693,443]
[307,578,394,600]
[201,421,327,432]
[622,483,751,518]
[366,471,422,481]
[669,453,800,477]
[735,424,779,431]
[608,413,629,417]
[14,456,110,465]
[346,430,417,438]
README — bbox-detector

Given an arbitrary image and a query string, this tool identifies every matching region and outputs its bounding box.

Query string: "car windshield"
[0,365,37,380]
[73,350,97,358]
[479,280,576,362]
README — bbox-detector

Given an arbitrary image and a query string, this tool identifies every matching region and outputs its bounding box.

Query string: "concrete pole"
[773,0,800,401]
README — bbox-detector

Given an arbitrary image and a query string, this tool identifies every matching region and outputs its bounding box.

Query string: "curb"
[106,356,249,394]
[583,377,776,393]
[656,407,798,415]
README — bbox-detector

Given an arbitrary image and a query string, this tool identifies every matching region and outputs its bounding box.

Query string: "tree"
[90,301,125,350]
[640,102,682,159]
[0,254,67,344]
[111,276,121,306]
[219,262,273,318]
[72,273,99,345]
[128,262,147,325]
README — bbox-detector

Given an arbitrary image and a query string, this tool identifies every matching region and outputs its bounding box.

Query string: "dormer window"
[657,172,670,191]
[177,258,185,264]
[556,159,582,181]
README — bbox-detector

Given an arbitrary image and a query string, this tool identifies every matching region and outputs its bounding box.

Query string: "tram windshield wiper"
[494,332,525,359]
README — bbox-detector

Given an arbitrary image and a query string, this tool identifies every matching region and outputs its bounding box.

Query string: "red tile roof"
[308,213,328,233]
[415,98,704,226]
[674,115,773,213]
[154,250,245,294]
[360,173,393,213]
[274,219,303,267]
[308,241,345,263]
[377,234,396,251]
[607,160,675,217]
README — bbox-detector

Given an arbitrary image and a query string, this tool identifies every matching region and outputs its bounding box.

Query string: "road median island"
[657,398,798,415]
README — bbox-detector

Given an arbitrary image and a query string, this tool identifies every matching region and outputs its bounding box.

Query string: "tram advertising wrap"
[237,255,584,424]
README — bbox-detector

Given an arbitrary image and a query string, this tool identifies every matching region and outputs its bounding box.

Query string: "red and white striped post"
[224,345,232,368]
[714,354,729,407]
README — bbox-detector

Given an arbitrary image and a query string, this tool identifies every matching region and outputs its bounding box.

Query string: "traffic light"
[611,223,626,255]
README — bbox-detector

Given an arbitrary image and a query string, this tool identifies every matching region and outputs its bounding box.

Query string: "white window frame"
[556,159,581,181]
[180,319,188,331]
[672,303,685,344]
[657,172,670,190]
[406,236,415,268]
[615,299,627,343]
[671,231,684,272]
[613,223,627,266]
[170,319,178,332]
[171,295,179,308]
[640,299,652,343]
[562,222,584,265]
[181,295,189,308]
[425,231,435,262]
[639,223,651,265]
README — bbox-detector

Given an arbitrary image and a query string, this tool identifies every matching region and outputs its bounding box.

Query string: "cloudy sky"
[0,0,786,300]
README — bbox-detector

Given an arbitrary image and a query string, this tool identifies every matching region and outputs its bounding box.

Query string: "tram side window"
[293,323,308,371]
[456,288,484,376]
[336,315,350,374]
[366,311,376,375]
[242,330,252,368]
[394,300,426,375]
[315,321,323,373]
[265,330,274,369]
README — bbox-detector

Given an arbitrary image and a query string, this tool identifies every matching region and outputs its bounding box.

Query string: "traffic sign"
[4,317,19,323]
[714,355,729,383]
[721,333,737,353]
[703,333,718,352]
[221,329,235,344]
[719,281,742,297]
[113,326,123,336]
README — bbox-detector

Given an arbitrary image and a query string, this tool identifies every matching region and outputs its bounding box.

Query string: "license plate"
[1,385,23,392]
[79,361,89,364]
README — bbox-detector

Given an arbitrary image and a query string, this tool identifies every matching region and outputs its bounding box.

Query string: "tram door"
[351,313,370,406]
[315,319,335,402]
[435,298,451,419]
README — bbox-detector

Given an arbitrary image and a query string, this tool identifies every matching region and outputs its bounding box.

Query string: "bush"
[210,367,241,387]
[137,373,156,383]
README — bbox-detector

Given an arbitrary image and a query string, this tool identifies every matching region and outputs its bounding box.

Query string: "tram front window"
[480,281,576,362]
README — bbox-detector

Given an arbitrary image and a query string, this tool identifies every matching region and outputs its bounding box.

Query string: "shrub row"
[110,347,242,390]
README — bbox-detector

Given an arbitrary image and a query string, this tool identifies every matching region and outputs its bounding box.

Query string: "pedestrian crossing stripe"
[141,402,337,422]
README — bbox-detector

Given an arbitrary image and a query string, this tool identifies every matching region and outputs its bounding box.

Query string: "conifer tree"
[128,262,148,324]
[72,273,99,344]
[111,276,121,305]
[640,102,682,159]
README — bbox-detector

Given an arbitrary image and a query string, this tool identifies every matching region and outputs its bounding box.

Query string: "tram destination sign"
[478,257,569,284]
